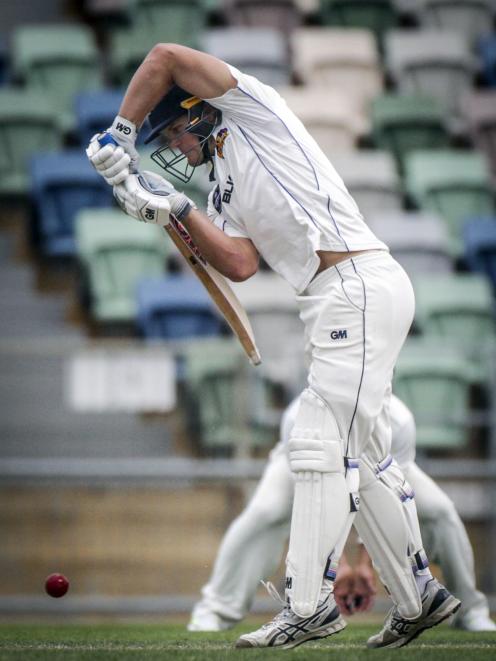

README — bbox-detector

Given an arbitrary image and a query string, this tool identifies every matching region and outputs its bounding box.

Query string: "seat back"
[0,90,62,196]
[31,151,113,256]
[136,274,222,339]
[129,0,207,49]
[463,216,496,292]
[76,209,169,322]
[371,94,449,173]
[393,340,473,449]
[419,0,494,45]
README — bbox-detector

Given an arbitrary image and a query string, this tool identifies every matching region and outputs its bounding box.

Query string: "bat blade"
[164,216,262,366]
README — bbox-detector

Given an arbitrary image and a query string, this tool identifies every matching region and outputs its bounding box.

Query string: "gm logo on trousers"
[330,329,348,340]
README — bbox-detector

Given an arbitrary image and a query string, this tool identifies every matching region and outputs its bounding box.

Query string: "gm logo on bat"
[330,329,347,340]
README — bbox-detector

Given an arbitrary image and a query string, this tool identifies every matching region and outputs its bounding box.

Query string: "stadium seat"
[291,28,383,110]
[367,210,454,276]
[413,273,496,379]
[225,0,302,35]
[417,0,495,45]
[12,24,102,133]
[75,89,124,146]
[463,216,496,294]
[329,150,403,217]
[278,86,367,151]
[319,0,398,46]
[0,89,63,198]
[202,28,291,87]
[0,37,8,85]
[371,94,450,174]
[30,151,114,258]
[462,90,496,183]
[136,274,223,339]
[127,0,207,49]
[477,34,496,87]
[393,339,474,449]
[385,29,475,122]
[108,28,153,87]
[404,149,495,255]
[232,271,304,387]
[181,338,273,452]
[76,208,169,323]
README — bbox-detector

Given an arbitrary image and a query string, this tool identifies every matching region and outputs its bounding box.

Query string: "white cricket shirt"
[205,65,388,293]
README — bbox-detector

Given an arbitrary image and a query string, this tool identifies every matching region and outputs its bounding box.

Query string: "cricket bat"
[164,215,262,366]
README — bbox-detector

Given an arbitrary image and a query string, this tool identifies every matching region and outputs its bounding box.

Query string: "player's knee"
[288,388,344,474]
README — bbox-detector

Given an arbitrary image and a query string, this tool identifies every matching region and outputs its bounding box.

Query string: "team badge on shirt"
[215,128,229,158]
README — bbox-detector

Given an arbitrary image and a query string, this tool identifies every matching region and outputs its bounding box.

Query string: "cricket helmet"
[144,85,220,183]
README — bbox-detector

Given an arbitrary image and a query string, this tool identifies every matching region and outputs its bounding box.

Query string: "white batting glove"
[113,170,195,226]
[86,115,140,186]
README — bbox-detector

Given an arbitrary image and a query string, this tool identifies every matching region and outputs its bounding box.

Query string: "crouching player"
[189,395,496,634]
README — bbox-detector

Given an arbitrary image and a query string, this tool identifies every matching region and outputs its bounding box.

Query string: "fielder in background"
[188,394,496,634]
[86,42,460,649]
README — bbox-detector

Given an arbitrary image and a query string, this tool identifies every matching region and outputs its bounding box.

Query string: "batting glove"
[113,170,195,226]
[86,115,140,186]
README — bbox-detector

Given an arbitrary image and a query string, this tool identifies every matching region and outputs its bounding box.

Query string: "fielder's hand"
[113,170,194,226]
[86,115,140,185]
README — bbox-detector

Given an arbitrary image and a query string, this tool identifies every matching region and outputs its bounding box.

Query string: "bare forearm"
[181,208,258,281]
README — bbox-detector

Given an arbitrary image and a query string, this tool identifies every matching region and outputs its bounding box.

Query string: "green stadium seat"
[12,24,102,133]
[413,273,496,381]
[75,208,169,323]
[320,0,398,47]
[108,28,152,87]
[181,338,274,453]
[0,89,63,197]
[393,339,474,449]
[371,94,450,175]
[404,150,495,256]
[127,0,207,49]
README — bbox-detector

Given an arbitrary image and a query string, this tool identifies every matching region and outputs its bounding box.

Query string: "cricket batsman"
[86,43,460,648]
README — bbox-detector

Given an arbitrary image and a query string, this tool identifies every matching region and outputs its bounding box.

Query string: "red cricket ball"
[45,573,69,598]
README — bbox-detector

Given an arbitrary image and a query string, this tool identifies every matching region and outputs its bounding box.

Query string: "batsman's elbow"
[227,256,259,282]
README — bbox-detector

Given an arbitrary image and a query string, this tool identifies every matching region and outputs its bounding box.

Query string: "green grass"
[0,622,495,660]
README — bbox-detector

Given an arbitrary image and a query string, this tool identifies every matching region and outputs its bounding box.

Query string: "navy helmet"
[144,85,220,183]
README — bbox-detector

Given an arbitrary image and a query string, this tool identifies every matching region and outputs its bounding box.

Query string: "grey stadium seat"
[385,29,476,123]
[202,27,291,87]
[329,150,403,217]
[367,210,454,276]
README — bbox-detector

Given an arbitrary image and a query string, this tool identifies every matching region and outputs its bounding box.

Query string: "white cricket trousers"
[296,249,415,462]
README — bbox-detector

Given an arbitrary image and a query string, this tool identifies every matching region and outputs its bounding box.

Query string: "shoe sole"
[368,595,462,649]
[236,616,347,650]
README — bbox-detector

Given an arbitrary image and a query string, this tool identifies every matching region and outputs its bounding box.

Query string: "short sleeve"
[204,64,285,129]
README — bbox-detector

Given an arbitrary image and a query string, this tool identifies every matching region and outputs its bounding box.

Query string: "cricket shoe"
[235,583,346,649]
[187,600,237,632]
[452,606,496,632]
[367,578,461,649]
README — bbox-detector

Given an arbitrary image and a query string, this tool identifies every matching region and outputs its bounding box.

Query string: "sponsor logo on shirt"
[330,329,348,340]
[222,175,234,204]
[215,128,229,158]
[213,184,222,214]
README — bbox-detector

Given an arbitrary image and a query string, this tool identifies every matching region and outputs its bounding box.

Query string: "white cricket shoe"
[367,578,461,649]
[235,586,346,649]
[452,607,496,632]
[187,600,237,632]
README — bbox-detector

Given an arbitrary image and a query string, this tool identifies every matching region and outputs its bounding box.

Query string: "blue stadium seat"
[464,216,496,294]
[477,34,496,87]
[136,274,223,339]
[75,89,149,146]
[30,151,113,258]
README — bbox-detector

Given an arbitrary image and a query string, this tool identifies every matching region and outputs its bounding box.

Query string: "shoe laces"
[260,581,292,625]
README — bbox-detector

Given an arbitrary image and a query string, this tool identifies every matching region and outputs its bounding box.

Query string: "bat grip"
[97,133,118,148]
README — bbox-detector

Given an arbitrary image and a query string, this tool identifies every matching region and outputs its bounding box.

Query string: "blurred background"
[0,0,496,620]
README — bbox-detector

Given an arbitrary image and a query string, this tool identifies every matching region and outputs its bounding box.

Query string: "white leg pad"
[355,456,422,619]
[286,388,351,618]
